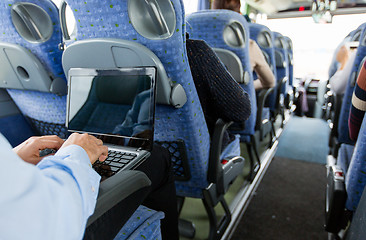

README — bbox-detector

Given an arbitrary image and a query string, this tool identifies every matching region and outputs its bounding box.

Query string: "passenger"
[212,0,276,90]
[349,60,366,141]
[186,38,251,149]
[329,44,357,94]
[1,133,179,240]
[1,133,107,239]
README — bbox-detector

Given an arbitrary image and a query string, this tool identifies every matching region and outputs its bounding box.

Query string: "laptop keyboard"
[93,150,137,181]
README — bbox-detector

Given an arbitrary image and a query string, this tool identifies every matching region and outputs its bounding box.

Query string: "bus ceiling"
[245,0,366,23]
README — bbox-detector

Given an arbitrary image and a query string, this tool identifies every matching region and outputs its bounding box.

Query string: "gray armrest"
[87,170,151,226]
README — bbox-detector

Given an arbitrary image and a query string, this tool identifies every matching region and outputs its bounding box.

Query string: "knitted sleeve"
[349,60,366,141]
[186,39,251,123]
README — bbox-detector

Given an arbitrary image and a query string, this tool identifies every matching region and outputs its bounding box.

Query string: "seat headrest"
[62,38,187,108]
[257,31,272,48]
[223,21,246,48]
[128,0,176,40]
[10,2,53,43]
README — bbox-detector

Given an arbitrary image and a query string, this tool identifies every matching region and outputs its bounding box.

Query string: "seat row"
[325,22,366,238]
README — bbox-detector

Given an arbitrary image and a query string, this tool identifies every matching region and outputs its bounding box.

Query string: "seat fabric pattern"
[0,0,67,137]
[283,36,293,86]
[65,0,210,198]
[114,205,164,240]
[249,23,277,111]
[338,23,366,146]
[186,10,257,138]
[273,32,289,95]
[337,143,355,174]
[345,115,366,211]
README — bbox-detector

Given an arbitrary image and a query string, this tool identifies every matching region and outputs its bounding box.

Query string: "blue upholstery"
[186,10,257,140]
[283,36,293,87]
[64,0,211,198]
[0,0,67,137]
[337,144,354,174]
[345,115,366,211]
[273,32,289,96]
[0,114,35,147]
[338,23,366,146]
[249,22,277,112]
[114,205,164,240]
[329,30,356,79]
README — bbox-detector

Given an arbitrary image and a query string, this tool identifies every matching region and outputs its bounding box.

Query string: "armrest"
[255,87,274,131]
[207,119,232,192]
[87,170,151,226]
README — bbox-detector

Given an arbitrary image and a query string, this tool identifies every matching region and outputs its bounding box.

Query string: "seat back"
[249,22,277,111]
[0,0,68,138]
[345,114,366,211]
[273,32,289,96]
[283,36,294,87]
[186,9,257,140]
[62,0,211,198]
[338,23,366,145]
[328,29,357,79]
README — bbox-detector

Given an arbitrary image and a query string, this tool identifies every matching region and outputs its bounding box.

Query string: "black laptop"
[66,67,157,181]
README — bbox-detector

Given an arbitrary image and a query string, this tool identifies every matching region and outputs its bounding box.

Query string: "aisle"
[275,116,330,164]
[231,157,327,240]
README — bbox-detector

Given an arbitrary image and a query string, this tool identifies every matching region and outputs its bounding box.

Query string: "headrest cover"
[128,0,176,40]
[11,2,53,43]
[223,21,246,48]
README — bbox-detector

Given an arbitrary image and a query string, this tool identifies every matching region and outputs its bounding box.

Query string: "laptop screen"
[66,67,157,151]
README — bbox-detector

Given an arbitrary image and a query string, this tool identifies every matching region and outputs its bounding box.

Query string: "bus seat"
[329,29,358,80]
[187,10,262,180]
[61,1,245,239]
[345,114,366,211]
[0,0,68,138]
[273,32,289,123]
[249,23,278,112]
[187,10,257,140]
[283,36,296,110]
[249,23,277,141]
[337,23,366,148]
[337,143,354,174]
[114,205,164,240]
[345,182,366,240]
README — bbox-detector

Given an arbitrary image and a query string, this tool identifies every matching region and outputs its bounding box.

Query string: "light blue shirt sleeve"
[0,134,101,240]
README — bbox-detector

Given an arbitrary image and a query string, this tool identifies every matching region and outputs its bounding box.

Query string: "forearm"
[0,144,100,240]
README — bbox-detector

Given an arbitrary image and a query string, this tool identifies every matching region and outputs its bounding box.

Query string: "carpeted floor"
[231,157,327,240]
[275,117,330,164]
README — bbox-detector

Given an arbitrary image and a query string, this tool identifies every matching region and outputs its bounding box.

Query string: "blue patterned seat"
[272,32,289,120]
[345,115,366,211]
[249,23,277,112]
[187,10,265,181]
[114,205,164,240]
[0,0,68,138]
[338,23,366,147]
[187,10,256,143]
[61,1,245,239]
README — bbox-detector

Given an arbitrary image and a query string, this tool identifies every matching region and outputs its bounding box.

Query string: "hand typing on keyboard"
[60,133,108,164]
[13,133,108,165]
[13,135,64,165]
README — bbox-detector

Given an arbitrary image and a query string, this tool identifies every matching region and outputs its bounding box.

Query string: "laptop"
[66,67,157,181]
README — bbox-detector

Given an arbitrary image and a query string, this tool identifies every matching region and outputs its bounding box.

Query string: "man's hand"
[60,133,108,164]
[13,135,64,165]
